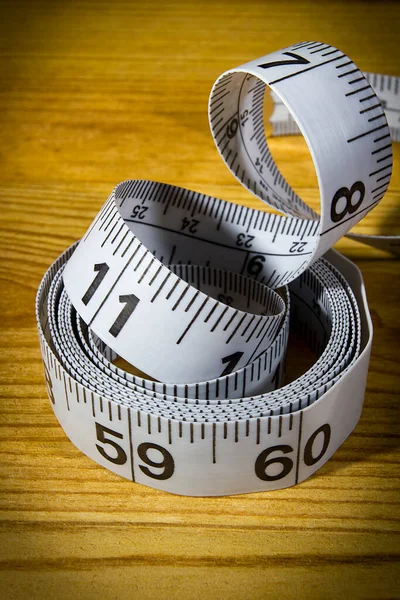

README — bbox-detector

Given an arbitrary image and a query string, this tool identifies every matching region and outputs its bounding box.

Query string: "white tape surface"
[36,42,399,496]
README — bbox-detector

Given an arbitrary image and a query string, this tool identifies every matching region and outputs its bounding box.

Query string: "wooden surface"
[0,1,399,598]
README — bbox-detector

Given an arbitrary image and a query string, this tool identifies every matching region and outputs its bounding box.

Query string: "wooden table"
[1,1,399,598]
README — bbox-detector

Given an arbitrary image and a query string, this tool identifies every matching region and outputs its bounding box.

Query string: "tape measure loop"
[36,42,398,495]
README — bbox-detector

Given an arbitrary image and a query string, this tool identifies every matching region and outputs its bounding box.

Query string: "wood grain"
[0,1,399,599]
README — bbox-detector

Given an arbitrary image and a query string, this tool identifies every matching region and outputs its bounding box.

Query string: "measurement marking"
[212,423,216,464]
[166,278,180,300]
[62,372,70,411]
[295,412,304,484]
[347,124,387,143]
[168,245,176,264]
[374,133,391,143]
[83,198,113,241]
[101,221,119,247]
[150,272,172,303]
[137,256,155,283]
[223,310,238,332]
[335,60,352,69]
[120,238,135,259]
[185,290,200,312]
[134,251,151,276]
[211,306,229,332]
[176,297,209,344]
[172,283,190,311]
[127,408,135,481]
[292,41,314,50]
[345,85,370,97]
[368,113,386,123]
[338,68,358,79]
[359,94,375,103]
[226,314,247,344]
[209,89,230,108]
[371,182,389,194]
[360,103,381,114]
[376,173,391,184]
[204,300,219,323]
[112,230,130,256]
[348,76,364,85]
[110,223,125,245]
[102,208,118,233]
[369,163,392,177]
[371,143,391,155]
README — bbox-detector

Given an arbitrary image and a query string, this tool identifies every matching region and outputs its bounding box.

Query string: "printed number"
[255,423,331,481]
[82,263,109,305]
[131,205,148,219]
[109,294,140,337]
[218,294,233,306]
[240,110,249,127]
[236,233,254,248]
[44,364,55,405]
[137,443,174,480]
[289,241,307,253]
[330,181,365,224]
[226,118,239,139]
[181,217,199,234]
[221,351,244,377]
[95,423,127,465]
[255,445,293,481]
[255,157,263,173]
[304,424,331,466]
[247,255,265,277]
[258,51,310,70]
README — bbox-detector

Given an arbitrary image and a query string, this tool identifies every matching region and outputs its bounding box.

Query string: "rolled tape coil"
[36,42,399,496]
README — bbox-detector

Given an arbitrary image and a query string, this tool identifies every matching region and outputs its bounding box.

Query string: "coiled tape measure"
[36,42,399,496]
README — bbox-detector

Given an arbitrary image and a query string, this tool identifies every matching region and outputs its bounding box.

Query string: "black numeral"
[258,51,310,70]
[303,424,331,466]
[255,445,293,481]
[109,294,140,337]
[95,423,127,465]
[240,109,249,127]
[131,205,148,219]
[255,157,263,173]
[137,443,174,480]
[289,241,307,253]
[246,254,265,277]
[82,263,109,305]
[330,181,365,223]
[236,233,254,248]
[181,217,199,234]
[221,351,244,376]
[226,118,239,139]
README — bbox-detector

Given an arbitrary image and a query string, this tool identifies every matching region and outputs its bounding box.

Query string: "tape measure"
[36,42,399,496]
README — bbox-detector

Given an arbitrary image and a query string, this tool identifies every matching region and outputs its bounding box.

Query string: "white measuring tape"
[36,42,399,496]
